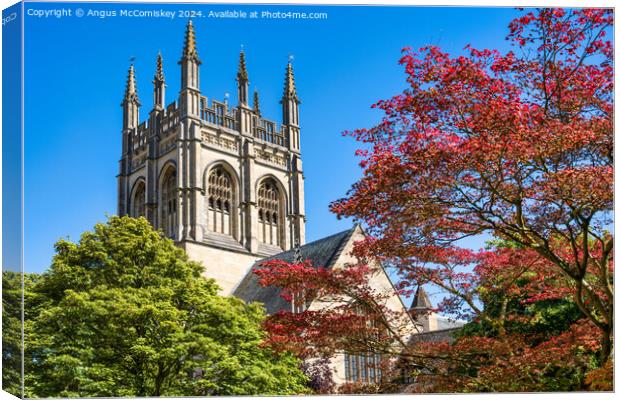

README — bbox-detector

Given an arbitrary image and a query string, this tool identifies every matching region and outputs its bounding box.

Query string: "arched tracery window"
[131,181,146,218]
[161,168,177,238]
[257,179,283,247]
[207,166,234,236]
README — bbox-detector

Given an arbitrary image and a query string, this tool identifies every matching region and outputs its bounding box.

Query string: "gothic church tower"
[118,21,306,294]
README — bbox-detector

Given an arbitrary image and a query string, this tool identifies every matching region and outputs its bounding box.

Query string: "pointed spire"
[179,20,201,92]
[237,50,249,82]
[181,19,200,63]
[123,64,140,105]
[153,53,166,109]
[411,286,433,309]
[236,49,250,106]
[253,89,261,116]
[154,52,165,82]
[281,58,300,127]
[282,60,298,101]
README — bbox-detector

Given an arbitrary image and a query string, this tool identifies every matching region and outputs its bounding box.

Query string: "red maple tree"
[255,242,606,391]
[254,259,413,359]
[330,8,614,362]
[252,8,613,393]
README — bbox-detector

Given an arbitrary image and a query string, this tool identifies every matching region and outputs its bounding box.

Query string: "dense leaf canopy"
[23,216,308,397]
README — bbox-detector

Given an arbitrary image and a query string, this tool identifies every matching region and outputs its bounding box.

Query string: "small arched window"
[208,166,234,236]
[131,181,146,218]
[161,168,177,238]
[257,179,283,247]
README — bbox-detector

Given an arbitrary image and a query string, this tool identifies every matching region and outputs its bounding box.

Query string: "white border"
[0,1,616,400]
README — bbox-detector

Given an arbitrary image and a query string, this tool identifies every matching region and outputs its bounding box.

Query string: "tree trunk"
[600,328,613,364]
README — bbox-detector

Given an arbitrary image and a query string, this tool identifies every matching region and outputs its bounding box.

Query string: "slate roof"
[233,227,356,314]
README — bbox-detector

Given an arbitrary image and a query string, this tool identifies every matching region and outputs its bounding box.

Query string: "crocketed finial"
[181,19,200,62]
[123,64,140,105]
[237,49,249,82]
[154,52,165,81]
[253,89,261,116]
[283,60,297,100]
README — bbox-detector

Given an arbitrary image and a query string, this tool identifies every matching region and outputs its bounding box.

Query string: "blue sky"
[3,2,22,273]
[22,2,520,289]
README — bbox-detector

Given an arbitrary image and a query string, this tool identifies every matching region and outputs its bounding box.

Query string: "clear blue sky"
[3,2,22,274]
[22,2,520,278]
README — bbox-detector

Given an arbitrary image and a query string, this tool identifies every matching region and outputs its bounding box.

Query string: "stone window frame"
[206,165,236,237]
[130,178,146,218]
[159,164,177,239]
[257,177,285,248]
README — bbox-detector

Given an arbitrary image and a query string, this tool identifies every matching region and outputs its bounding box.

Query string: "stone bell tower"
[117,20,306,294]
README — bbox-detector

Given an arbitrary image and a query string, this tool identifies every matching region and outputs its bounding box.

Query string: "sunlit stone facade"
[118,21,305,294]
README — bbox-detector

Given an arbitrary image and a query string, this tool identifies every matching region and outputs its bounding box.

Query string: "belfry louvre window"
[208,167,234,236]
[257,179,282,246]
[131,181,146,218]
[161,168,177,238]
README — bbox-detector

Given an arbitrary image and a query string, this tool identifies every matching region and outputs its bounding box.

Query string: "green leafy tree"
[3,271,23,397]
[24,216,308,397]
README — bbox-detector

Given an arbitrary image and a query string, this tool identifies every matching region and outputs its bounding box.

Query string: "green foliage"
[2,271,41,397]
[457,239,583,342]
[521,300,583,338]
[3,271,22,397]
[457,299,582,341]
[24,216,308,397]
